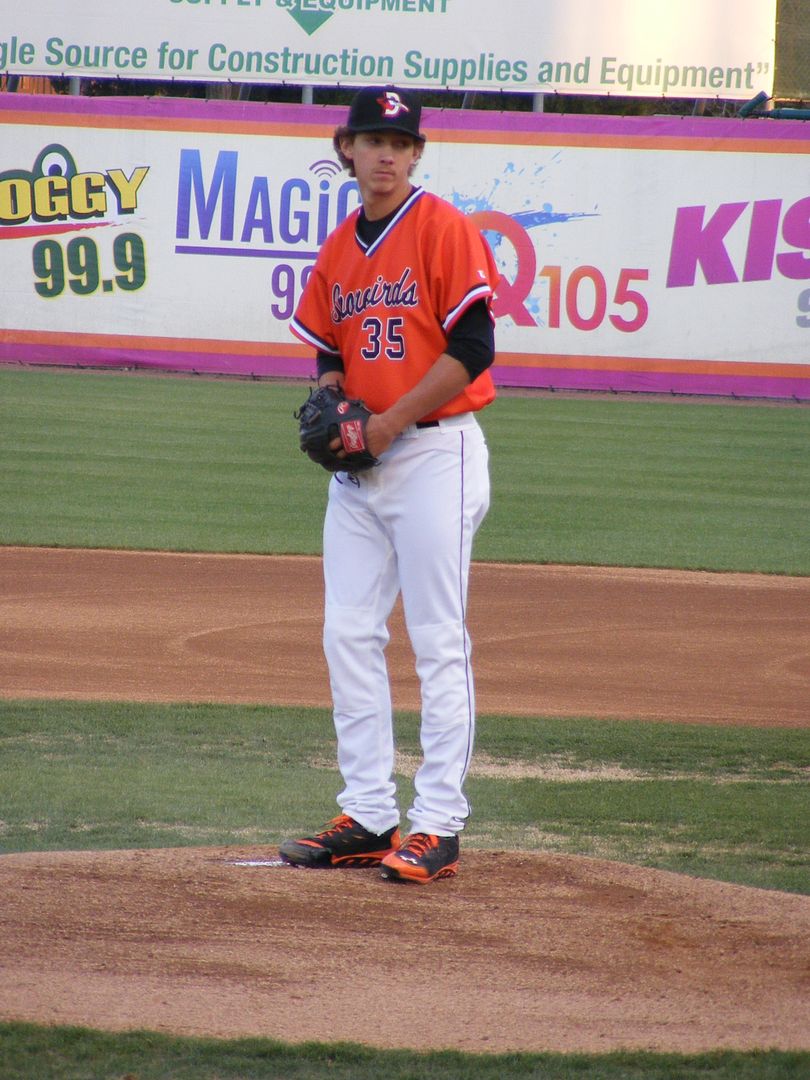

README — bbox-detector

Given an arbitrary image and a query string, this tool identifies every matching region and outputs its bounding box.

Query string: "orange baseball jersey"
[290,187,499,418]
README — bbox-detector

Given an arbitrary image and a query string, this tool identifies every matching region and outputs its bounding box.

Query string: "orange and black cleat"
[279,814,401,868]
[380,832,459,884]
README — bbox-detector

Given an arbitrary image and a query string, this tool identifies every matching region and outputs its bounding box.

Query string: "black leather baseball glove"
[295,384,379,473]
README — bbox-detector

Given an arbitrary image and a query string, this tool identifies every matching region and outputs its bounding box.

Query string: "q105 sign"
[0,95,808,399]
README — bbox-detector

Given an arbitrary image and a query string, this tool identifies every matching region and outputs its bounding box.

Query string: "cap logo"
[347,87,421,138]
[377,92,410,120]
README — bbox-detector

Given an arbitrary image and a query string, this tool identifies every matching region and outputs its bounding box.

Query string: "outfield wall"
[1,92,809,399]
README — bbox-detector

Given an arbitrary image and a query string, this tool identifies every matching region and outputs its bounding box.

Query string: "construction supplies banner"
[1,93,808,399]
[2,0,776,98]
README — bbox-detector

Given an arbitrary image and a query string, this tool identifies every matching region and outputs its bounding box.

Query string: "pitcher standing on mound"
[281,86,499,884]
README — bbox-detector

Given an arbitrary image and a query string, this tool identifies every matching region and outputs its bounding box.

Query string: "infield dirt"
[1,547,808,1053]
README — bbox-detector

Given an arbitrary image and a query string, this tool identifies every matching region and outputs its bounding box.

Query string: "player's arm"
[368,352,468,454]
[367,300,494,456]
[316,350,345,389]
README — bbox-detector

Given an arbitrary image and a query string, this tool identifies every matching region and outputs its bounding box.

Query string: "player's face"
[342,131,421,214]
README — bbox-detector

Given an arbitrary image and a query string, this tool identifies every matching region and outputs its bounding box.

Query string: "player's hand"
[325,413,397,460]
[364,413,398,458]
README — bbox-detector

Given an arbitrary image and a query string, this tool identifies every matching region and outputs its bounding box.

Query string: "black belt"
[416,420,440,429]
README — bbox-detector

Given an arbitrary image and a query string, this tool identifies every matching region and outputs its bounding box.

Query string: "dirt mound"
[2,845,809,1054]
[1,547,809,1053]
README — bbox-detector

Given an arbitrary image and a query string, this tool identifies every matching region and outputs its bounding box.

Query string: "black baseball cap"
[345,87,424,140]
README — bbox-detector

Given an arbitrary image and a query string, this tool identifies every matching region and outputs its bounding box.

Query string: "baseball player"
[280,86,499,884]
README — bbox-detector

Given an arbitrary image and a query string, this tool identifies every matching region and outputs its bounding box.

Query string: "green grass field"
[0,1023,806,1080]
[1,367,808,572]
[1,366,808,1079]
[1,699,807,894]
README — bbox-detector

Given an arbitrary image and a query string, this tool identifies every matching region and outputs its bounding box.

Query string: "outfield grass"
[1,367,808,573]
[0,368,324,555]
[483,392,810,573]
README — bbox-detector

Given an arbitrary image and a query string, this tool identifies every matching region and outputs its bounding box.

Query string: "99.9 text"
[32,233,147,297]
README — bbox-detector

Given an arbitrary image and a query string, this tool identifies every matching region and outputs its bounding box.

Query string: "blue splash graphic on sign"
[436,157,599,324]
[511,207,597,229]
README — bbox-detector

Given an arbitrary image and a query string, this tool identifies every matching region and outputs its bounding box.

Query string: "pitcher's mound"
[1,845,808,1054]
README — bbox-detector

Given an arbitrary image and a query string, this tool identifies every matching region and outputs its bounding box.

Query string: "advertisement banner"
[1,0,776,98]
[1,93,808,399]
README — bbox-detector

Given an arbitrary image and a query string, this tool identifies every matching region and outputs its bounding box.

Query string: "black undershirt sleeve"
[316,351,344,380]
[444,299,495,381]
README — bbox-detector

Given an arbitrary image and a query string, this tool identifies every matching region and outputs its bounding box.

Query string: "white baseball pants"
[322,413,490,838]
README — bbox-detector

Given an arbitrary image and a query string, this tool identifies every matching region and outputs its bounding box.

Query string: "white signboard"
[1,95,808,399]
[0,0,776,98]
